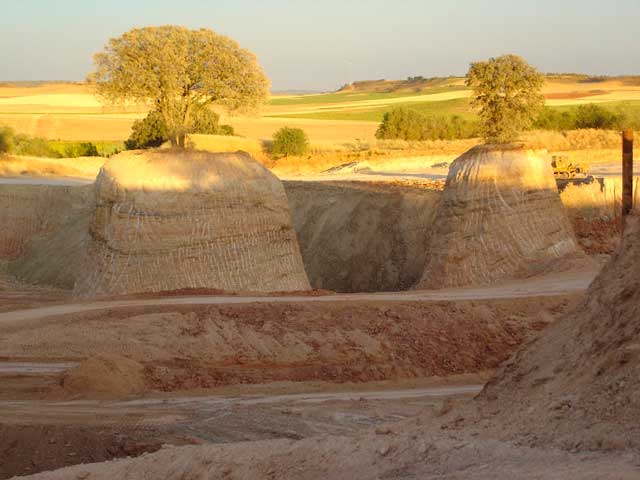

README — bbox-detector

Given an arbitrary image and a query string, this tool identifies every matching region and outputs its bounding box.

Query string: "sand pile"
[417,145,583,289]
[285,181,440,292]
[471,212,640,450]
[61,354,145,398]
[74,150,309,297]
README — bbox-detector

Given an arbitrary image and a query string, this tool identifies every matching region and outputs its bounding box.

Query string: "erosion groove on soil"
[74,150,310,297]
[418,145,586,289]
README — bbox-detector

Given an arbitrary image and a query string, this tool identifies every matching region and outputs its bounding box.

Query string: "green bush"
[533,107,577,131]
[0,126,15,154]
[271,127,309,157]
[375,107,478,141]
[217,124,235,136]
[575,104,624,130]
[126,109,235,150]
[534,104,629,131]
[49,141,122,157]
[13,135,61,158]
[125,111,169,150]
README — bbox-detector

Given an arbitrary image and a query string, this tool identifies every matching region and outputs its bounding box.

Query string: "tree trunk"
[178,133,186,148]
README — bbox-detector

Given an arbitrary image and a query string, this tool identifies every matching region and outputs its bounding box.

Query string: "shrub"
[533,107,577,131]
[575,104,624,130]
[125,111,169,150]
[271,127,309,157]
[375,107,478,141]
[62,142,99,157]
[125,109,235,150]
[0,126,15,154]
[13,134,61,158]
[217,124,235,136]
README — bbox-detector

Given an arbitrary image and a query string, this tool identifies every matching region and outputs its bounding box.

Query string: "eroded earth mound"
[74,150,310,297]
[472,212,640,450]
[417,145,583,289]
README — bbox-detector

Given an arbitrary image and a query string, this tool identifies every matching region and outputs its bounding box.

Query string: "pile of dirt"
[74,150,310,297]
[417,145,586,289]
[468,212,640,451]
[284,181,440,292]
[0,297,577,393]
[60,354,145,399]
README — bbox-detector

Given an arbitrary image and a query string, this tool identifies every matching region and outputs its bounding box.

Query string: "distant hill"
[338,74,640,94]
[338,77,465,94]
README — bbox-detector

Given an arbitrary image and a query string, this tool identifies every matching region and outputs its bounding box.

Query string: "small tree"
[466,54,545,144]
[272,127,309,157]
[90,26,270,147]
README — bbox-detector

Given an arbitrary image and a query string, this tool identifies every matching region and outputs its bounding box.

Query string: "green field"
[269,98,640,129]
[269,85,468,106]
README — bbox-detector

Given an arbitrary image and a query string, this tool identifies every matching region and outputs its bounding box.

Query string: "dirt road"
[0,378,482,479]
[0,268,597,328]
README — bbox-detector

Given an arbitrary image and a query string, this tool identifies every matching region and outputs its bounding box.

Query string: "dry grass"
[560,178,640,219]
[522,129,624,151]
[0,155,103,179]
[188,134,268,164]
[0,113,143,141]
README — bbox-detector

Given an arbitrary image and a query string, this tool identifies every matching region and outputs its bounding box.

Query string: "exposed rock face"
[74,150,309,297]
[284,181,440,292]
[416,145,582,289]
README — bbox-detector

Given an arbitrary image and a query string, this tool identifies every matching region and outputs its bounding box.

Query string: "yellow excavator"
[551,155,589,180]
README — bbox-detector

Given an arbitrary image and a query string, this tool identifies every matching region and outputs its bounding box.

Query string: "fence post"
[622,129,634,219]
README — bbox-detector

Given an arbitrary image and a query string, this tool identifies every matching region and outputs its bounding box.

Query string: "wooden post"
[622,129,634,219]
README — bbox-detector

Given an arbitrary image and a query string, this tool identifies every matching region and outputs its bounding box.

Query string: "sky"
[2,0,639,91]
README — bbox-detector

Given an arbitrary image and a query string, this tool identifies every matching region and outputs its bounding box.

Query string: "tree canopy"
[466,54,545,144]
[89,26,270,147]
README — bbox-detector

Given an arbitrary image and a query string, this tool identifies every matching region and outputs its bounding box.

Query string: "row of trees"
[376,108,478,141]
[376,102,631,142]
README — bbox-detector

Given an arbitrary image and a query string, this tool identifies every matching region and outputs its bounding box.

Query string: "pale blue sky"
[2,0,639,91]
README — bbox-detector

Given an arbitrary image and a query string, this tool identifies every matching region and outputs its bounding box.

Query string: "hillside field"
[1,75,640,144]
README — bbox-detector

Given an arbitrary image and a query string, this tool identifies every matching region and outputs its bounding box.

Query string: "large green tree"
[466,54,545,144]
[89,26,270,147]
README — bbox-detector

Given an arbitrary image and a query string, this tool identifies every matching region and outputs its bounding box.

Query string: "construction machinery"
[551,155,589,179]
